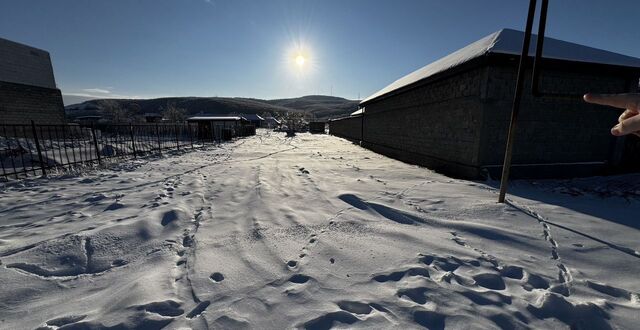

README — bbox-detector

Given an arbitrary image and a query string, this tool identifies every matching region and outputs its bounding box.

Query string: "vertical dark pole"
[175,124,180,150]
[0,130,6,179]
[188,123,194,149]
[498,0,538,203]
[360,111,364,144]
[531,0,549,97]
[156,124,162,154]
[31,120,46,176]
[130,124,137,158]
[91,123,102,165]
[6,126,18,178]
[61,125,72,171]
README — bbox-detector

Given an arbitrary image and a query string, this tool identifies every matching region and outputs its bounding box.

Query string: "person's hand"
[584,93,640,137]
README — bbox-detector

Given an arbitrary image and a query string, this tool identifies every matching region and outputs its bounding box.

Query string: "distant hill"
[65,95,359,121]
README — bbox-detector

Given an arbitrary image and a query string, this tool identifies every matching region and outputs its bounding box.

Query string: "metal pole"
[498,0,538,203]
[31,120,46,176]
[531,0,549,97]
[156,124,162,155]
[130,124,137,158]
[175,124,180,150]
[91,123,102,165]
[188,123,194,149]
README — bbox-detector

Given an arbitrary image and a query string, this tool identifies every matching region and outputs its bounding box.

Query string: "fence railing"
[0,121,253,180]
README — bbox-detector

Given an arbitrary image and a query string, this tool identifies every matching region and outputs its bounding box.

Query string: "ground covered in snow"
[0,130,638,329]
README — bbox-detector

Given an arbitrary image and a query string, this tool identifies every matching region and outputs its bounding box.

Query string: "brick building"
[330,29,640,179]
[0,37,65,125]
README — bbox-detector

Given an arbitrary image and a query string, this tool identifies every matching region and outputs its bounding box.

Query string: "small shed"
[187,116,247,141]
[144,113,163,123]
[309,122,327,134]
[264,117,282,129]
[240,114,265,128]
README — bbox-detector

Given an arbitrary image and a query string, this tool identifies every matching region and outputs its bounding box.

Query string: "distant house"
[187,116,253,141]
[331,28,640,179]
[264,117,281,129]
[309,122,326,134]
[144,113,163,123]
[0,37,65,124]
[74,115,102,125]
[240,114,264,128]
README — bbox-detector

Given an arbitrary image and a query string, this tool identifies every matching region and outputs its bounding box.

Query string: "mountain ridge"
[65,95,359,120]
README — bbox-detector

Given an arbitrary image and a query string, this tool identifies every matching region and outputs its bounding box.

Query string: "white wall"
[0,37,57,89]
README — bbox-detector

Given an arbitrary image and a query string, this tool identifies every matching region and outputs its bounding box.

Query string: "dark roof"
[187,116,243,121]
[241,114,264,121]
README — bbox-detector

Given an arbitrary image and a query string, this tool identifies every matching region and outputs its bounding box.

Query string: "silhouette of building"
[0,37,65,124]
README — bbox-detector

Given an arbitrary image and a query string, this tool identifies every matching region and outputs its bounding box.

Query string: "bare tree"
[161,102,187,123]
[100,99,128,123]
[281,111,308,136]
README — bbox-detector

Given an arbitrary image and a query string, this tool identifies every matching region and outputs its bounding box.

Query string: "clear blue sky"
[1,0,639,104]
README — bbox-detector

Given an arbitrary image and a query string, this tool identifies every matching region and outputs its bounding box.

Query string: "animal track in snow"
[134,300,184,317]
[210,272,224,283]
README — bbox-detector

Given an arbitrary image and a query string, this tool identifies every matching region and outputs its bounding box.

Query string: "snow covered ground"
[0,130,638,329]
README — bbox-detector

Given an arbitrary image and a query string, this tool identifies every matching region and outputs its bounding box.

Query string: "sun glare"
[284,44,314,76]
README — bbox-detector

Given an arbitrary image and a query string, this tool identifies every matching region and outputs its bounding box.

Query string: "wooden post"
[498,0,538,203]
[31,120,46,176]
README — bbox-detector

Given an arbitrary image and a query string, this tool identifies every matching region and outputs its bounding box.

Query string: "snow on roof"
[265,117,281,124]
[187,116,243,121]
[361,28,640,105]
[241,114,265,121]
[350,109,364,116]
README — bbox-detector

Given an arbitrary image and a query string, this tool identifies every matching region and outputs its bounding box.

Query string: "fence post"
[129,124,137,158]
[91,123,102,165]
[174,124,180,150]
[30,120,47,176]
[156,123,162,155]
[188,123,194,149]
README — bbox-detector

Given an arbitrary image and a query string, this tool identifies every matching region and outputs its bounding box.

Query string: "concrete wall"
[0,81,65,125]
[478,64,637,178]
[329,116,362,141]
[362,67,486,178]
[0,38,65,125]
[0,38,56,89]
[345,59,639,179]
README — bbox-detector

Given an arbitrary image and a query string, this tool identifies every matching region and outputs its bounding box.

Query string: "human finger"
[611,115,640,136]
[619,109,639,122]
[584,93,640,110]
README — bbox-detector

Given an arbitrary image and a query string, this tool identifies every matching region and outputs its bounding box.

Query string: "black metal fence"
[0,121,253,180]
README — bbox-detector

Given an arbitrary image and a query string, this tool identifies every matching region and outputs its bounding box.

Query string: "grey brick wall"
[362,67,486,178]
[331,60,639,179]
[329,116,362,141]
[478,65,633,170]
[0,81,66,125]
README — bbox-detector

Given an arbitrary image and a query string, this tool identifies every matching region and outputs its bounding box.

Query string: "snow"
[187,116,243,121]
[0,130,638,329]
[361,28,640,105]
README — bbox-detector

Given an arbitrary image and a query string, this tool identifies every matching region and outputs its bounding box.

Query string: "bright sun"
[295,54,306,66]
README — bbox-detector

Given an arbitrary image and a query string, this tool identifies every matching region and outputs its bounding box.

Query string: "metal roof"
[361,28,640,105]
[187,116,243,121]
[241,114,265,121]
